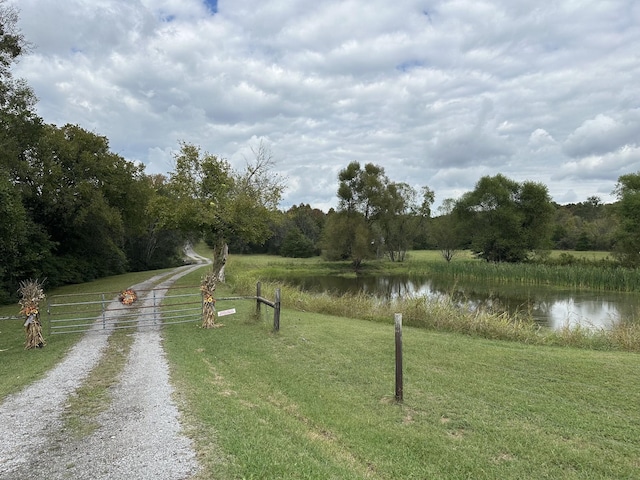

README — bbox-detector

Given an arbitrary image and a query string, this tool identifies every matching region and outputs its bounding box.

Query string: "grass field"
[162,248,640,479]
[2,249,640,478]
[163,266,640,479]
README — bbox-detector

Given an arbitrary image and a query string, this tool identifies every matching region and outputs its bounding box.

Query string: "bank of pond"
[227,252,640,351]
[280,273,640,331]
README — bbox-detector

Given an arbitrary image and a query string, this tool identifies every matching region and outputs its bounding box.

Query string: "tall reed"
[425,260,640,292]
[228,269,640,352]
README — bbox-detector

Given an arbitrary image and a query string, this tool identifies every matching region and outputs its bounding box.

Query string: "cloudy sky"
[9,0,640,211]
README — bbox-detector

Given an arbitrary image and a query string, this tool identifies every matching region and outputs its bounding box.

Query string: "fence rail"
[46,282,282,335]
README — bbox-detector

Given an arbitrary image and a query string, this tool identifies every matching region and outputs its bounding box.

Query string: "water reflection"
[280,274,639,330]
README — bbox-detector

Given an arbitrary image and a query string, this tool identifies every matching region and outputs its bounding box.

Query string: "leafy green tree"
[326,161,433,266]
[26,124,147,282]
[613,172,640,267]
[0,3,52,301]
[280,227,317,258]
[337,161,387,220]
[270,204,324,256]
[123,173,184,271]
[431,198,463,262]
[287,203,325,246]
[321,210,371,269]
[453,174,554,262]
[377,184,434,261]
[155,141,285,264]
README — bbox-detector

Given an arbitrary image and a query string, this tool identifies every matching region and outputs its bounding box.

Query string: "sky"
[8,0,640,212]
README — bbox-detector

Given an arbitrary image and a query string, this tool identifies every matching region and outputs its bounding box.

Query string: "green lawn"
[2,250,639,479]
[162,263,640,479]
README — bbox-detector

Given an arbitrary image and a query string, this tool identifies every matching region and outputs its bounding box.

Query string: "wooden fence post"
[395,313,403,402]
[256,282,261,317]
[273,288,281,332]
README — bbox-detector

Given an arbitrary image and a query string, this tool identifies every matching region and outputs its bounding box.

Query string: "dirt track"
[0,248,209,479]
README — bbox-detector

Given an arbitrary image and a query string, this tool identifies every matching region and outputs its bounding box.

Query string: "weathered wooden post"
[256,282,262,317]
[273,288,281,332]
[395,313,403,402]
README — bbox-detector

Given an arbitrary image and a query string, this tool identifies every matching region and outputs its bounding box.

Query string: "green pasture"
[162,261,640,479]
[2,249,640,478]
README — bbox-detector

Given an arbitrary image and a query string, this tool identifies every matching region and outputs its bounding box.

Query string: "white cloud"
[8,0,640,211]
[562,112,640,158]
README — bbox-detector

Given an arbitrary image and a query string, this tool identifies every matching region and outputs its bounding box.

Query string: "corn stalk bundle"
[200,269,222,328]
[18,279,46,349]
[119,288,138,305]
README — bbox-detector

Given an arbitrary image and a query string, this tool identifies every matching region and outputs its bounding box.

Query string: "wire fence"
[46,282,281,335]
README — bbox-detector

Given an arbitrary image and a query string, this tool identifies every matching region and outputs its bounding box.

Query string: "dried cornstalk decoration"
[18,279,46,349]
[200,269,223,328]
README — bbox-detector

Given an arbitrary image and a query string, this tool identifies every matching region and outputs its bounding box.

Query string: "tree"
[431,198,462,262]
[0,3,50,301]
[613,172,640,267]
[377,184,434,261]
[322,162,380,266]
[337,161,387,220]
[156,141,285,268]
[25,124,153,282]
[271,204,324,256]
[321,210,371,269]
[453,174,554,262]
[325,161,434,266]
[280,227,317,258]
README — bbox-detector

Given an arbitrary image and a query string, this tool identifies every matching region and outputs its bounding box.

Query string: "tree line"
[2,3,639,303]
[275,166,638,271]
[0,3,286,302]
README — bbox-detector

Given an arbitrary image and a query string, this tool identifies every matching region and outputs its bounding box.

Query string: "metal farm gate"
[46,285,203,335]
[46,282,281,335]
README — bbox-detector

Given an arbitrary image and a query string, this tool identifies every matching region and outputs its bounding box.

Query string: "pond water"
[279,274,640,330]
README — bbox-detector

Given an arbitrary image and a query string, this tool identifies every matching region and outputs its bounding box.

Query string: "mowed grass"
[163,261,640,479]
[3,248,640,478]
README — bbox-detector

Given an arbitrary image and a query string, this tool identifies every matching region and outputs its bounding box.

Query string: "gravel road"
[0,249,209,479]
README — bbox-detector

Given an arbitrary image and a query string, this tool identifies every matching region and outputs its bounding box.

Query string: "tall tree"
[321,210,371,268]
[155,141,285,268]
[377,184,434,261]
[26,124,149,282]
[326,161,433,266]
[0,2,49,301]
[431,198,463,263]
[276,204,324,257]
[453,174,554,262]
[613,172,640,267]
[325,162,385,266]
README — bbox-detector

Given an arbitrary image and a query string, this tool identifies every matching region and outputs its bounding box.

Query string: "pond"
[278,274,640,330]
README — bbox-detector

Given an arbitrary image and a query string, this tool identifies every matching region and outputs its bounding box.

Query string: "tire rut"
[0,253,209,479]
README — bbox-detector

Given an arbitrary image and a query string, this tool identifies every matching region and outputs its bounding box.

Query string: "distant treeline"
[2,3,638,304]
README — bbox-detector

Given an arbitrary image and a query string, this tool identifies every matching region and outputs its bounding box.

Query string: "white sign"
[217,308,236,317]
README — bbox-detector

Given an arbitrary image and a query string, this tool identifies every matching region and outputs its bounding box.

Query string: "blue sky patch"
[203,0,218,14]
[396,60,424,72]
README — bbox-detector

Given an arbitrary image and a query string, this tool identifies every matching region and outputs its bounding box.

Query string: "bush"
[280,228,317,258]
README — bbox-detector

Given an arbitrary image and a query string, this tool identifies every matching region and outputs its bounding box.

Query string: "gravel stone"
[0,249,209,479]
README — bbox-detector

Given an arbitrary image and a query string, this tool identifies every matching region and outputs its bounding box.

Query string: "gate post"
[395,313,403,402]
[153,289,157,325]
[256,282,261,317]
[47,299,51,336]
[273,288,281,332]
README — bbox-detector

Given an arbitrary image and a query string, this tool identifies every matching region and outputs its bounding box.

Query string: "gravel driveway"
[0,250,209,479]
